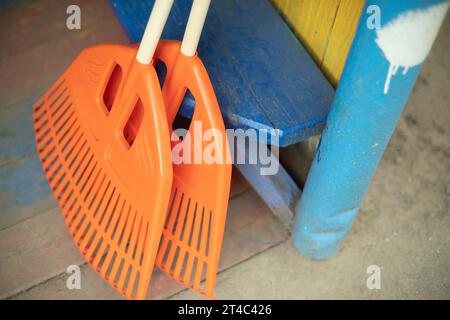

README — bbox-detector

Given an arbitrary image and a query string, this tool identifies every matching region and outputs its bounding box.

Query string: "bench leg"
[292,0,449,259]
[235,143,300,229]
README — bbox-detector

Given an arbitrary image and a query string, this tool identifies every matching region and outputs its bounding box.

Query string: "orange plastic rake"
[32,0,174,299]
[154,0,232,298]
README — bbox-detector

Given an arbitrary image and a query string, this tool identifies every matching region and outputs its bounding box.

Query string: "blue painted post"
[293,0,449,260]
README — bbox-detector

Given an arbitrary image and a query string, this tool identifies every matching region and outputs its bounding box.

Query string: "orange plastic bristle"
[33,44,173,299]
[154,40,232,298]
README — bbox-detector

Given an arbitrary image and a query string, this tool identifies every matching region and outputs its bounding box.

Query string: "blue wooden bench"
[109,0,335,225]
[110,0,334,146]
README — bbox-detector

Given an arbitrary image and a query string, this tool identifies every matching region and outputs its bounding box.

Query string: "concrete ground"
[172,13,450,300]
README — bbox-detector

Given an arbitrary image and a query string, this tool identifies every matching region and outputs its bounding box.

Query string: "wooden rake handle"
[181,0,212,57]
[136,0,174,65]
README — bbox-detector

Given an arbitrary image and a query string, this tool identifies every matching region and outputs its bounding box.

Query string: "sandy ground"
[171,13,450,300]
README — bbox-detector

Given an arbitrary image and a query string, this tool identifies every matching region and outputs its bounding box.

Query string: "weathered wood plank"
[0,154,55,230]
[0,15,128,109]
[218,188,288,264]
[0,100,36,166]
[0,0,282,300]
[0,134,248,230]
[4,189,287,299]
[0,0,121,58]
[0,208,84,299]
[0,0,33,11]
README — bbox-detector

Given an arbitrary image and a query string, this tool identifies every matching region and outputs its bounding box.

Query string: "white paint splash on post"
[375,2,449,94]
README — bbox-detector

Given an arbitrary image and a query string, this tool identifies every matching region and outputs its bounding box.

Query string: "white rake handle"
[136,0,174,65]
[180,0,211,57]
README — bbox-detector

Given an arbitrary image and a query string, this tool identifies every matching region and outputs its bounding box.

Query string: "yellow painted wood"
[322,0,365,85]
[276,0,340,63]
[272,0,364,85]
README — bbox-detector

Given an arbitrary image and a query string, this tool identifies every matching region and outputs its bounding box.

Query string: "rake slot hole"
[104,194,121,234]
[68,206,82,227]
[84,230,98,255]
[105,252,118,279]
[39,137,53,154]
[80,162,98,196]
[111,200,127,240]
[48,87,68,112]
[42,146,56,162]
[131,217,144,260]
[61,189,74,208]
[160,240,172,268]
[179,253,190,280]
[123,210,138,253]
[57,180,70,199]
[36,128,50,142]
[188,203,198,247]
[189,257,199,287]
[65,134,84,163]
[61,126,80,154]
[179,198,191,241]
[196,208,206,251]
[44,154,59,172]
[205,211,212,257]
[172,193,185,235]
[68,141,88,171]
[92,181,111,218]
[114,258,125,284]
[117,206,133,246]
[199,262,208,292]
[103,63,122,112]
[155,59,167,88]
[123,98,144,147]
[139,223,150,267]
[122,265,133,293]
[172,89,195,140]
[55,110,75,137]
[51,94,70,120]
[98,188,116,227]
[64,197,78,218]
[57,119,76,146]
[48,80,66,100]
[97,244,110,270]
[73,214,87,238]
[164,188,178,229]
[170,246,181,273]
[78,223,92,245]
[91,236,104,262]
[131,271,140,298]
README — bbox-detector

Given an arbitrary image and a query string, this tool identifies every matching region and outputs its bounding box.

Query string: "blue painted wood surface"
[0,101,36,165]
[0,154,55,229]
[109,0,334,147]
[0,99,57,229]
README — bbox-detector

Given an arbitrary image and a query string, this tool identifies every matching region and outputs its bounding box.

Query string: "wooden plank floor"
[0,0,288,299]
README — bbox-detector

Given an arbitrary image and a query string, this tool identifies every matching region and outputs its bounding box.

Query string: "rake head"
[153,40,232,297]
[33,44,173,299]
